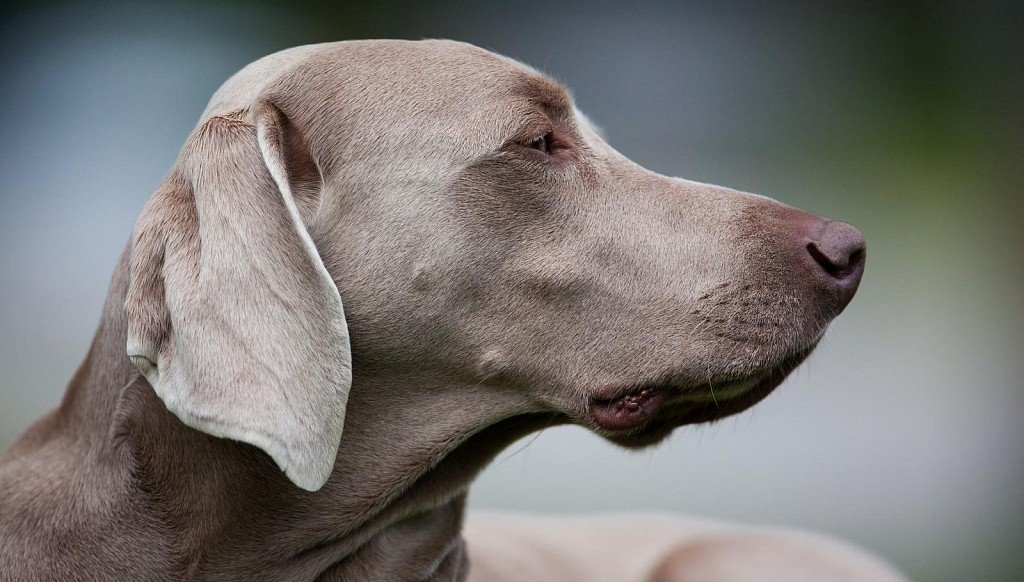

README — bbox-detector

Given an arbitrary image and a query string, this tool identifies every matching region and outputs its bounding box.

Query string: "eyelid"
[499,114,577,159]
[506,115,553,143]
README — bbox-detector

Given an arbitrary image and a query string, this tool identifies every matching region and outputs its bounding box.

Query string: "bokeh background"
[1,1,1020,580]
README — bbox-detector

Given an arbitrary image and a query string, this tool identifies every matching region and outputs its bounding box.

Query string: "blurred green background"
[1,2,1020,580]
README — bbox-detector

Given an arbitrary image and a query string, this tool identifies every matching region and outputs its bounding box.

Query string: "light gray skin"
[0,40,878,580]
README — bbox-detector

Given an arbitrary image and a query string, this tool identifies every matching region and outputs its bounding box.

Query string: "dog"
[0,39,901,580]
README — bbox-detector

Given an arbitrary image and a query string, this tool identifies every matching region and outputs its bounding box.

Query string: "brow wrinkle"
[512,75,574,117]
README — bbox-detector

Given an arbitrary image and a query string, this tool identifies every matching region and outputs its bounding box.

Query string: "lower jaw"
[592,348,813,444]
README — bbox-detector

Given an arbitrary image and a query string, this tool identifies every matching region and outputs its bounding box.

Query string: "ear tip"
[152,387,342,493]
[260,420,343,492]
[244,430,341,492]
[285,464,332,492]
[273,431,342,491]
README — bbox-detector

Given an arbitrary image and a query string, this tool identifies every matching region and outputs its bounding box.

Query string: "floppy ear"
[124,101,351,491]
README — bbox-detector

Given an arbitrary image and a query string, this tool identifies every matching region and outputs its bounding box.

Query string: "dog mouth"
[588,347,815,439]
[589,385,669,431]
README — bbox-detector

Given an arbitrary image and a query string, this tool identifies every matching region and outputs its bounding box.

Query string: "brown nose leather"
[807,220,865,280]
[797,217,865,312]
[767,204,866,313]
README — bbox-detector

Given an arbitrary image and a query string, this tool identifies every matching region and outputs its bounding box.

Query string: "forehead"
[311,40,574,124]
[263,40,582,174]
[392,40,569,99]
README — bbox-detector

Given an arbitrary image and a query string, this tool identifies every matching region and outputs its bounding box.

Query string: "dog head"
[125,40,864,490]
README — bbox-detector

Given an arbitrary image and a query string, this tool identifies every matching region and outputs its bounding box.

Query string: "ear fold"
[125,101,351,491]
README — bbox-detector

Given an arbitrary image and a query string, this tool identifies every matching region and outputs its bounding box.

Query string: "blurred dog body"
[466,513,904,582]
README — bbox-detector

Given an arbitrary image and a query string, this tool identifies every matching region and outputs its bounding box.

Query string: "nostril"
[807,242,846,277]
[847,246,865,271]
[806,220,866,280]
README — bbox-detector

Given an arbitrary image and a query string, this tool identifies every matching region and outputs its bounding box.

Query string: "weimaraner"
[0,40,903,581]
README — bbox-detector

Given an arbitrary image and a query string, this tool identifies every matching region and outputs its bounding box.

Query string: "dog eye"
[527,133,551,154]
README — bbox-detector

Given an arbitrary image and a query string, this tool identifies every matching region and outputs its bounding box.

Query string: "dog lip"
[590,383,653,403]
[590,345,818,434]
[589,384,667,431]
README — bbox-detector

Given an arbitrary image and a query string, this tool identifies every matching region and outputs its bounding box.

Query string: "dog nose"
[765,203,866,312]
[807,221,865,279]
[804,219,865,308]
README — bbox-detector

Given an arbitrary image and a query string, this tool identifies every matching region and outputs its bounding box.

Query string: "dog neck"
[42,248,554,580]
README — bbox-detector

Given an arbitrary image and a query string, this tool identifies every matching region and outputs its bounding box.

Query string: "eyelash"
[522,131,570,158]
[527,132,552,154]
